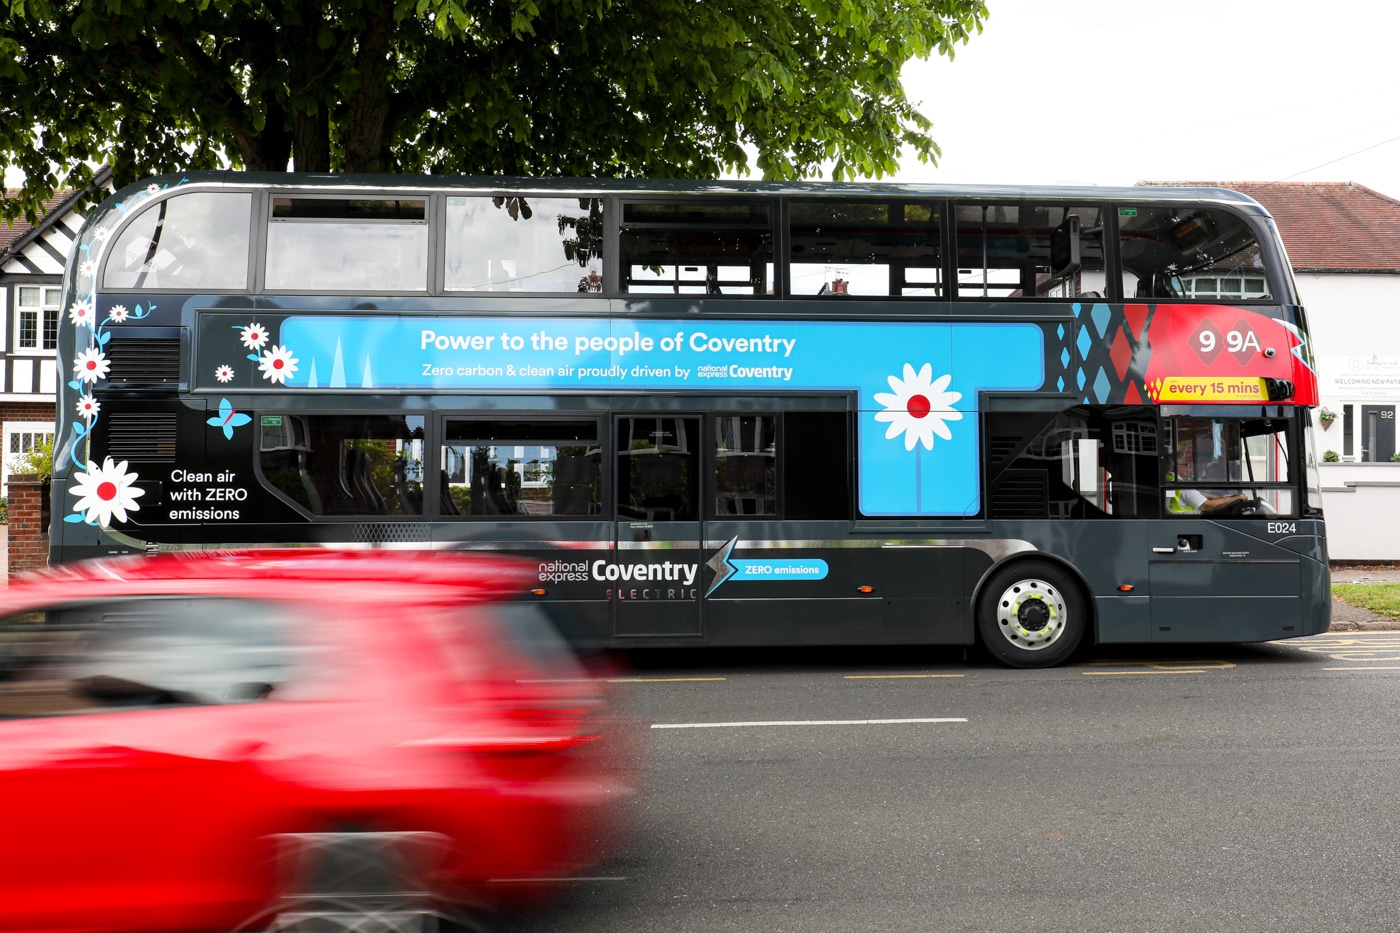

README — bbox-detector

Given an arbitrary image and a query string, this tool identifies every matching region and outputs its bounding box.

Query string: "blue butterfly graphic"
[207,398,252,439]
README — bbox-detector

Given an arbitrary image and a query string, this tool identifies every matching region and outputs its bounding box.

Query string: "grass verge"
[1332,583,1400,618]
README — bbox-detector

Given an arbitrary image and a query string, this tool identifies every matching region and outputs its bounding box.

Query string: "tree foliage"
[1,0,988,223]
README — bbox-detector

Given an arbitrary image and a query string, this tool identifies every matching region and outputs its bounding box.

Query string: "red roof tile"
[1139,181,1400,273]
[0,188,77,251]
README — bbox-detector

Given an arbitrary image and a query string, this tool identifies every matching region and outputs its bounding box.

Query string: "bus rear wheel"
[975,560,1086,668]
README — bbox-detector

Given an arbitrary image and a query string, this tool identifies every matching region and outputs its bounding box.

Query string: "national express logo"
[537,537,829,601]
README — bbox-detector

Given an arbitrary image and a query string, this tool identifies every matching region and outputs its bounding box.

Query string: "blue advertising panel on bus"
[201,315,1044,516]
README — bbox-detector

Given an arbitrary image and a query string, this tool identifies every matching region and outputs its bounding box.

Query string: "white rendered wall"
[1297,272,1400,560]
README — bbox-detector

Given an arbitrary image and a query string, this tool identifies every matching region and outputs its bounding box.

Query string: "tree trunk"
[340,6,395,174]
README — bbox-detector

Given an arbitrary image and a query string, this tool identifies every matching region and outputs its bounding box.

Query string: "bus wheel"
[976,560,1086,668]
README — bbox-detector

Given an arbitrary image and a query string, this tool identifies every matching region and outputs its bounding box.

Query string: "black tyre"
[975,560,1086,669]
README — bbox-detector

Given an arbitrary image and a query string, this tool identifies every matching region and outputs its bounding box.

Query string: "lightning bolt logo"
[1279,321,1315,373]
[705,536,740,596]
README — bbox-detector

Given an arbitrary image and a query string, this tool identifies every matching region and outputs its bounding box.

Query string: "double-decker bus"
[50,173,1328,667]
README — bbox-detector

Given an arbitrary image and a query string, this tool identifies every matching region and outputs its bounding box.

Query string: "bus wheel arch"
[971,555,1092,668]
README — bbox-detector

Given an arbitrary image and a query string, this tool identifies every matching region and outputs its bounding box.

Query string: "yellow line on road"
[844,674,965,680]
[606,677,726,683]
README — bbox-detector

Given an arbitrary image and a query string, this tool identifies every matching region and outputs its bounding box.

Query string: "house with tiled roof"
[1143,180,1400,560]
[0,166,113,494]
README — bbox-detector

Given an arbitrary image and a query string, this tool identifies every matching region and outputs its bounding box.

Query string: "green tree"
[0,0,987,222]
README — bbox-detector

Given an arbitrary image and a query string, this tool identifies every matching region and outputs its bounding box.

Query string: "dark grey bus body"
[49,173,1329,666]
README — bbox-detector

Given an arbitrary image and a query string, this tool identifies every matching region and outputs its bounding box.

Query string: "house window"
[16,286,60,351]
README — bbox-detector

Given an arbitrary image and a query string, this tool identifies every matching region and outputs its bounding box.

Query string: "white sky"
[895,0,1400,197]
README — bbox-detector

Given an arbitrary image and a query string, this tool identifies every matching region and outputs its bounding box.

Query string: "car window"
[0,597,296,716]
[424,601,588,683]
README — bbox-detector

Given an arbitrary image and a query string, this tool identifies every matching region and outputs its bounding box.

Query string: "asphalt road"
[493,633,1400,933]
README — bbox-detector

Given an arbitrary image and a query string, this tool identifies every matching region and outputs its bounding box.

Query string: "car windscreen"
[0,597,295,714]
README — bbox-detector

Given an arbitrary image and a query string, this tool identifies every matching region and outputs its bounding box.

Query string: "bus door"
[612,416,703,637]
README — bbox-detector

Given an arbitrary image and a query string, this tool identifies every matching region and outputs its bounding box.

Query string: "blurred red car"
[0,549,638,932]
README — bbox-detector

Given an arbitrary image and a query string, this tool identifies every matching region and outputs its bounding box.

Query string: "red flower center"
[86,360,97,370]
[273,358,284,369]
[96,481,117,501]
[907,394,931,419]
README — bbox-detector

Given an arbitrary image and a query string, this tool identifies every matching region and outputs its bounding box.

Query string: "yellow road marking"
[1289,634,1400,662]
[606,677,727,683]
[1082,659,1236,676]
[844,674,966,680]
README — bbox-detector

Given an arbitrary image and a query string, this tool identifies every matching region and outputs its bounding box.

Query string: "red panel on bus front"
[1141,303,1319,406]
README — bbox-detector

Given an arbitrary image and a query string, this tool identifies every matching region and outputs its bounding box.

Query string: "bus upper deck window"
[103,191,252,290]
[265,197,428,292]
[1118,206,1272,301]
[789,201,942,298]
[620,200,773,297]
[952,202,1106,300]
[444,196,604,293]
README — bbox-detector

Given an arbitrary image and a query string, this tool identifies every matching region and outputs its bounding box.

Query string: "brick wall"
[8,473,50,576]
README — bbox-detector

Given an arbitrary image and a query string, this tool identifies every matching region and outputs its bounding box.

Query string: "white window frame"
[3,420,55,496]
[14,285,61,356]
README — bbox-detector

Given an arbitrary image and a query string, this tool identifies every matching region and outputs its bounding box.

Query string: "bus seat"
[439,472,462,515]
[296,451,324,514]
[344,449,387,515]
[392,457,420,515]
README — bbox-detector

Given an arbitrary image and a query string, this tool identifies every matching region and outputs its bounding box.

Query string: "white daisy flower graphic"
[108,304,129,323]
[78,258,97,279]
[69,457,145,527]
[239,322,270,350]
[214,364,235,383]
[92,226,110,241]
[76,395,100,420]
[873,363,963,451]
[258,344,298,384]
[73,347,110,384]
[69,298,97,329]
[146,183,161,195]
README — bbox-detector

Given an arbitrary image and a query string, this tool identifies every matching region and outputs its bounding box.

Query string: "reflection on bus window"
[985,407,1160,520]
[440,421,600,517]
[1118,206,1272,301]
[444,196,604,293]
[789,201,942,298]
[620,202,773,296]
[258,414,425,516]
[103,192,252,290]
[714,415,776,516]
[954,203,1106,300]
[265,198,428,292]
[617,417,698,520]
[1163,416,1293,517]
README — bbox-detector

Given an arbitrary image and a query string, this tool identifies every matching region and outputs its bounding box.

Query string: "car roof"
[4,549,534,608]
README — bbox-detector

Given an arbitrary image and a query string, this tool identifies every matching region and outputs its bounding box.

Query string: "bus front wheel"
[975,560,1086,668]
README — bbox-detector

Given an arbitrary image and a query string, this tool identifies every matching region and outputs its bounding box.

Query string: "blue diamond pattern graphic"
[1093,367,1110,403]
[1076,326,1092,360]
[1057,376,1065,392]
[1076,368,1086,390]
[1091,303,1111,338]
[1057,324,1065,339]
[1060,347,1071,370]
[1072,302,1083,318]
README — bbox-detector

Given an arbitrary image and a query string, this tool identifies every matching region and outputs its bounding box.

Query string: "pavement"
[1329,565,1400,631]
